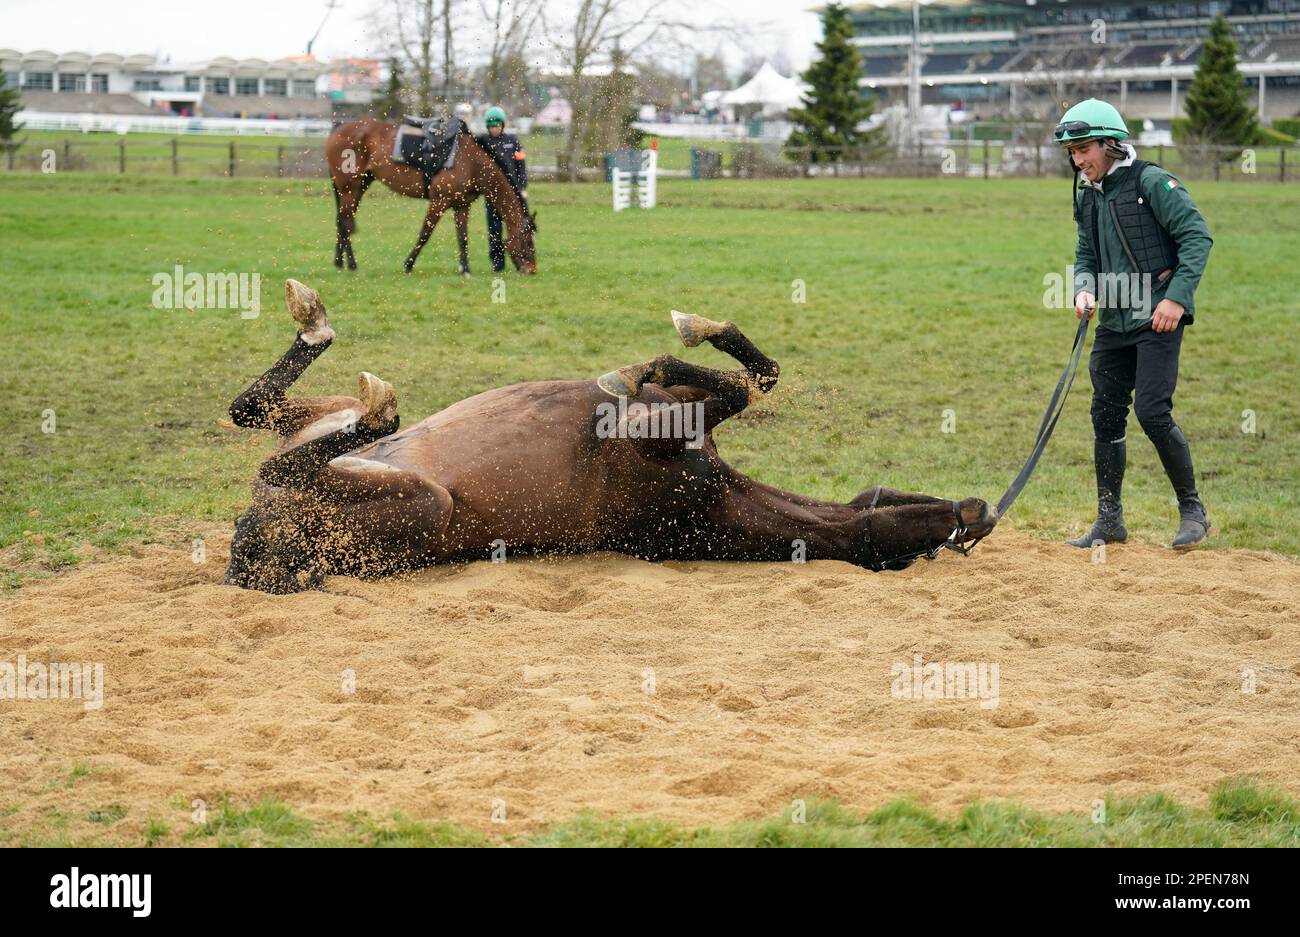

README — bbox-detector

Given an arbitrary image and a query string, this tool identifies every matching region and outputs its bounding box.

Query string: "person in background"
[478,106,528,274]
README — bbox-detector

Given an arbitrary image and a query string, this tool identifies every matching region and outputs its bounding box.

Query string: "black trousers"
[486,203,505,272]
[1089,322,1184,444]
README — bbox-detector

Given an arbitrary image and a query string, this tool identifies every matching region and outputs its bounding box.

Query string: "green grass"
[2,780,1296,847]
[84,804,128,825]
[1,171,1296,583]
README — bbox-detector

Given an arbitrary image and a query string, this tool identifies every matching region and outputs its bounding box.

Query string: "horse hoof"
[357,371,397,427]
[671,310,728,348]
[596,366,640,398]
[285,279,332,341]
[461,271,472,279]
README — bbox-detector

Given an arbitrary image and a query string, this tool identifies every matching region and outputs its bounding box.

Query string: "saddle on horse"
[393,115,464,197]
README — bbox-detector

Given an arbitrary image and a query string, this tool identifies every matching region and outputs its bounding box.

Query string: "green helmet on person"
[1054,98,1129,145]
[485,106,507,128]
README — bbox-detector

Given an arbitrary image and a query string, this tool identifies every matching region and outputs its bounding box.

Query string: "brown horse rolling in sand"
[325,119,537,275]
[224,280,997,593]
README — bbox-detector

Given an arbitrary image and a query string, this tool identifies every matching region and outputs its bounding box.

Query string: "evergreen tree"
[1183,15,1258,148]
[0,72,23,141]
[786,2,880,163]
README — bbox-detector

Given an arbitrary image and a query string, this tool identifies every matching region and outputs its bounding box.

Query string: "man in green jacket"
[1056,99,1214,550]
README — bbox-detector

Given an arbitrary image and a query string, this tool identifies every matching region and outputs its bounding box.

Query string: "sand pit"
[3,529,1299,837]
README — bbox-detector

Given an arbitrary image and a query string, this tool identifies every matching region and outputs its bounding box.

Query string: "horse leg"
[597,353,760,437]
[404,193,452,274]
[596,313,780,435]
[256,371,399,488]
[227,453,453,592]
[229,279,344,433]
[302,461,457,588]
[670,312,780,392]
[330,173,363,271]
[341,172,373,271]
[332,184,344,269]
[454,206,471,277]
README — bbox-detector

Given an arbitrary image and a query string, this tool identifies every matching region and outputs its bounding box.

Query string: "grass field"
[6,779,1298,847]
[1,171,1298,846]
[2,171,1297,581]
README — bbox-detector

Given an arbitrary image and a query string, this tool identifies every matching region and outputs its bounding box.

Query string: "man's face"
[489,124,503,137]
[1067,139,1111,182]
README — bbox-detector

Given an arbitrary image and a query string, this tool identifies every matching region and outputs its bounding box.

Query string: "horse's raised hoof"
[671,310,729,348]
[358,371,397,428]
[285,279,334,345]
[596,366,640,398]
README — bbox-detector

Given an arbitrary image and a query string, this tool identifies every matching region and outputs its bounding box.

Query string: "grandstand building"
[0,49,332,119]
[847,0,1300,122]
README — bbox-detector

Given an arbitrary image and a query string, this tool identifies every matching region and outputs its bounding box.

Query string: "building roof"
[0,49,326,77]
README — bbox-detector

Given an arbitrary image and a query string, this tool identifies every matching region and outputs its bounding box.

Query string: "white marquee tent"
[719,62,806,113]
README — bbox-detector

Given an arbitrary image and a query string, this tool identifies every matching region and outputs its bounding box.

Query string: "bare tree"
[478,0,542,105]
[441,0,456,99]
[371,0,464,114]
[545,0,695,181]
[693,51,730,95]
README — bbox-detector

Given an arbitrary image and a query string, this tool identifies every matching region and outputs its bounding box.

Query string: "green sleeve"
[1072,194,1098,299]
[1143,166,1213,314]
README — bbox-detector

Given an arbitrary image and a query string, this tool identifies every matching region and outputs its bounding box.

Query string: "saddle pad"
[392,123,458,176]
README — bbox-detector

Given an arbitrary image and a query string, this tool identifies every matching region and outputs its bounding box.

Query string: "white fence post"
[612,166,632,211]
[612,147,657,212]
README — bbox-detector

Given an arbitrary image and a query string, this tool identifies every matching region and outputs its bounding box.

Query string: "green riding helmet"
[485,106,507,128]
[1054,99,1129,145]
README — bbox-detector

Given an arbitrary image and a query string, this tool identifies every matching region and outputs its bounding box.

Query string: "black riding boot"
[1066,434,1128,548]
[1152,424,1211,550]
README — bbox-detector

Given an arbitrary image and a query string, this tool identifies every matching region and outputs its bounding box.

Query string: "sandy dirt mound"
[3,530,1298,835]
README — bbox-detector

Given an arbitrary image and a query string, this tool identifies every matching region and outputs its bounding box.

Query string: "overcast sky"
[3,0,829,76]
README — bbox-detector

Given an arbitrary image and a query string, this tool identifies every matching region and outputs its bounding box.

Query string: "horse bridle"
[861,490,989,571]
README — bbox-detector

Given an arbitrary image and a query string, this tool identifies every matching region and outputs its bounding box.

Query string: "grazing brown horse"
[324,119,537,275]
[224,280,997,593]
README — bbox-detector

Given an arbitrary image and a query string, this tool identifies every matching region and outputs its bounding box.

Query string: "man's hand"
[1074,291,1096,320]
[1151,298,1184,333]
[520,189,528,199]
